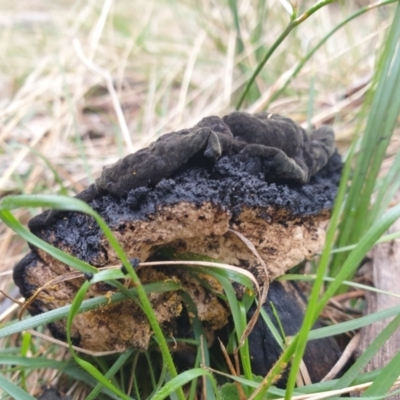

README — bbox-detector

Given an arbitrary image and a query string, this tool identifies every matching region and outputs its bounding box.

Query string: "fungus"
[14,111,342,381]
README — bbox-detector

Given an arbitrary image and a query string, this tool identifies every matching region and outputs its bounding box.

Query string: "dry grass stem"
[321,333,360,382]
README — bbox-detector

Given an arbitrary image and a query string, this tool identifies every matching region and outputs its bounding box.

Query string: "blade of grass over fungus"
[330,4,400,279]
[259,305,284,349]
[86,350,134,400]
[278,199,400,398]
[0,209,96,274]
[282,145,354,400]
[0,194,185,400]
[235,0,336,109]
[146,362,168,400]
[275,112,356,400]
[190,267,254,380]
[0,282,180,338]
[143,248,260,375]
[65,280,133,400]
[248,127,353,400]
[180,291,214,399]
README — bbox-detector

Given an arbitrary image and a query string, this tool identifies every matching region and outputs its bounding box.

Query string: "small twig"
[332,290,365,303]
[0,290,24,306]
[218,338,238,376]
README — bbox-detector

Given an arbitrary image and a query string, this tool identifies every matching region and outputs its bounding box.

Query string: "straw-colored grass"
[1,1,400,399]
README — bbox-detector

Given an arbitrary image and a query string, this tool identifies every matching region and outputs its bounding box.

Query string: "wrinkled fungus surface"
[14,112,342,377]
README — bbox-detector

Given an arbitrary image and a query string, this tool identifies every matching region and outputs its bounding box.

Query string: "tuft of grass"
[1,0,400,399]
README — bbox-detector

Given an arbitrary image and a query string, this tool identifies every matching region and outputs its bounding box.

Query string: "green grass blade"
[86,350,134,400]
[65,280,133,400]
[249,124,353,400]
[152,368,220,400]
[308,304,400,340]
[179,291,214,399]
[281,273,400,298]
[227,0,244,56]
[0,356,68,369]
[235,0,335,109]
[320,202,400,312]
[280,117,354,400]
[268,0,398,106]
[334,312,400,390]
[194,268,253,379]
[362,351,400,397]
[259,304,284,349]
[330,3,400,278]
[0,282,179,338]
[329,231,400,254]
[0,209,96,274]
[357,51,400,233]
[0,356,120,400]
[369,147,400,224]
[0,375,36,400]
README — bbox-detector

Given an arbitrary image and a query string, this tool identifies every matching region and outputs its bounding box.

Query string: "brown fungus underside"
[14,111,342,356]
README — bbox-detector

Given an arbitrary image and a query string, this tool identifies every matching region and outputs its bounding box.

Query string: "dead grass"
[0,0,399,398]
